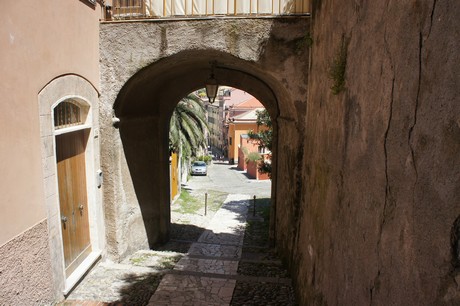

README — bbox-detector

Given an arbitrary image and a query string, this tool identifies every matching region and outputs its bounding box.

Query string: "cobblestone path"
[148,194,247,305]
[60,192,296,305]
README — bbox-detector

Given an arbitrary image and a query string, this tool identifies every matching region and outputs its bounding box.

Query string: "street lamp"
[205,62,219,104]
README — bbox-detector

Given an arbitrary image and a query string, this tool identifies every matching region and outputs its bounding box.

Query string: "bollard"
[253,195,256,217]
[205,193,208,216]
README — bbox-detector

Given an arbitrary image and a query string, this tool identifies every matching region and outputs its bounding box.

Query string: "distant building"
[205,97,224,152]
[227,105,265,164]
[204,87,263,158]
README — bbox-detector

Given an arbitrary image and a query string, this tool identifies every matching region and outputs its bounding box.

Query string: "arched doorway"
[38,75,104,295]
[53,99,92,276]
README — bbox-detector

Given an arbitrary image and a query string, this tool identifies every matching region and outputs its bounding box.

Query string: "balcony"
[107,0,310,20]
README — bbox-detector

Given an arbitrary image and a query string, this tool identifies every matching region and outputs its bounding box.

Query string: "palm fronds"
[169,94,208,158]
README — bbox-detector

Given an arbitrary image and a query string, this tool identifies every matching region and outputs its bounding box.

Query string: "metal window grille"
[54,100,82,130]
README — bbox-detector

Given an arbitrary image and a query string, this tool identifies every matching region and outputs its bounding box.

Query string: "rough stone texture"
[278,1,460,305]
[99,17,310,261]
[148,274,236,306]
[174,257,239,275]
[0,220,54,305]
[98,9,459,304]
[231,281,297,306]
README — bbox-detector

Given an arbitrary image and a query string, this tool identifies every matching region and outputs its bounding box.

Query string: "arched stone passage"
[114,50,283,247]
[114,51,282,119]
[100,17,309,260]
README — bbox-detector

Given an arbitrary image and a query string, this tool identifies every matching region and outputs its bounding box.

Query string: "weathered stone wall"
[0,220,54,305]
[283,1,460,305]
[99,18,310,261]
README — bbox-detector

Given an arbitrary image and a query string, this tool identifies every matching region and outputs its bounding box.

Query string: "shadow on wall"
[118,118,171,249]
[437,216,460,303]
[451,216,460,269]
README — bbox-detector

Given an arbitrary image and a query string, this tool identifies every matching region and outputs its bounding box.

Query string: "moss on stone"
[328,35,349,95]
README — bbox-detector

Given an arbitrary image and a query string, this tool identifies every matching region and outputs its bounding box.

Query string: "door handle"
[78,204,85,216]
[61,216,68,223]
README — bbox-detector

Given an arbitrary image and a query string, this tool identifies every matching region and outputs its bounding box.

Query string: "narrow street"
[62,161,296,305]
[185,160,272,198]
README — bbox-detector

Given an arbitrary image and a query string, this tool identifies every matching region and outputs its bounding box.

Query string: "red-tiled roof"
[233,108,265,121]
[234,97,264,109]
[223,89,256,106]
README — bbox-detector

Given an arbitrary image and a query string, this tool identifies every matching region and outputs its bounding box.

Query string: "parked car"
[191,161,207,176]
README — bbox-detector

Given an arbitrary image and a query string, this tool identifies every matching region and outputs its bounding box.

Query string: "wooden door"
[56,129,91,276]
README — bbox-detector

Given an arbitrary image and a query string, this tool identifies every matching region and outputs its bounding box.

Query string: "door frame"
[38,75,105,298]
[52,97,101,295]
[54,123,92,277]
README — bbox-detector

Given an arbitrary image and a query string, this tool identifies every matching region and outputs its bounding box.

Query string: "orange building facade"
[225,94,265,164]
[228,121,261,164]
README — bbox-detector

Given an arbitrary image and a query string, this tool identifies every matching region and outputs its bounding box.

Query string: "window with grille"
[54,100,83,130]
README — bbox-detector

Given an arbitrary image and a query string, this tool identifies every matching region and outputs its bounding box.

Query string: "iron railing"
[107,0,310,20]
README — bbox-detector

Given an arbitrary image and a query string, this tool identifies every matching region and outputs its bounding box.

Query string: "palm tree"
[169,94,208,159]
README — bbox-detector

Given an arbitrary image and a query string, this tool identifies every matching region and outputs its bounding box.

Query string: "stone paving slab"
[188,242,241,258]
[147,274,236,306]
[66,262,158,302]
[58,196,298,305]
[198,196,249,246]
[174,257,239,275]
[58,301,111,306]
[149,194,249,305]
[167,269,293,284]
[198,230,245,246]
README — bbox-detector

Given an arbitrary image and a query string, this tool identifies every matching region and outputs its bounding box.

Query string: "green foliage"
[328,35,349,95]
[129,252,182,269]
[196,155,212,164]
[255,109,272,129]
[158,255,182,269]
[247,109,272,177]
[246,152,262,163]
[173,189,227,215]
[258,161,272,176]
[174,189,203,214]
[247,109,272,152]
[169,94,208,159]
[196,89,206,98]
[295,32,313,52]
[241,147,250,157]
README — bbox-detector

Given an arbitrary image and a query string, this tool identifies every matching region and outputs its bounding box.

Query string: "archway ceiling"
[114,50,283,121]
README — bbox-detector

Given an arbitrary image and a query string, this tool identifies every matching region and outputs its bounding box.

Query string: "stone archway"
[99,17,310,260]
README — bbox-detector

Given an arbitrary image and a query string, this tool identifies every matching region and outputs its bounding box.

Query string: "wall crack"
[428,0,438,38]
[377,26,396,242]
[383,77,395,228]
[408,33,422,185]
[372,25,395,305]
